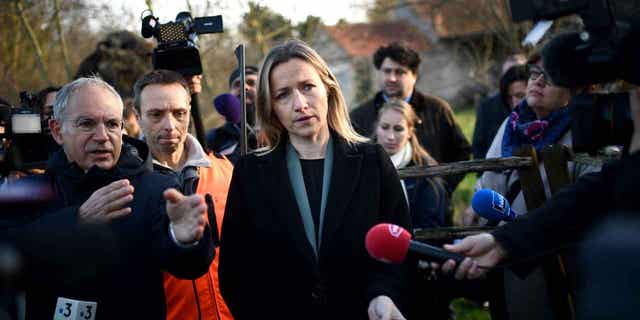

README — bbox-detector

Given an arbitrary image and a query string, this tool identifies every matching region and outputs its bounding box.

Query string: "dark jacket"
[493,151,640,264]
[8,137,215,320]
[350,90,471,191]
[472,92,511,159]
[402,166,448,229]
[206,122,257,164]
[219,134,412,319]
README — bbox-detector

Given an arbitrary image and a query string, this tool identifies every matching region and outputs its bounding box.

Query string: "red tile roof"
[324,22,431,57]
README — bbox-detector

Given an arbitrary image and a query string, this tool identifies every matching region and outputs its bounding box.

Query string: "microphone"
[471,189,517,224]
[365,223,464,264]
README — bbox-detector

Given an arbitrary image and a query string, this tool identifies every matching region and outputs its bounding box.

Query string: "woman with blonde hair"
[219,39,411,320]
[374,99,448,228]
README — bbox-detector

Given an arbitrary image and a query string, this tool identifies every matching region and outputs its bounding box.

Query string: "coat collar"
[256,132,364,265]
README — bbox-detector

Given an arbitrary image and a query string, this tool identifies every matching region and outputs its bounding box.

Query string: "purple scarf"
[501,100,571,157]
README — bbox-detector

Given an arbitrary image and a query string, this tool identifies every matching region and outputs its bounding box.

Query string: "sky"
[101,0,370,32]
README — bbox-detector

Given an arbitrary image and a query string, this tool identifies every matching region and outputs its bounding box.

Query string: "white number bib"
[53,297,97,320]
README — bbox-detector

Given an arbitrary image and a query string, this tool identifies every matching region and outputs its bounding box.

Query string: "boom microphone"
[471,189,518,224]
[365,223,464,264]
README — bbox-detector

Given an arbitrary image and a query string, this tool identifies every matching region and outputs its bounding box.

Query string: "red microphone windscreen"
[365,223,412,264]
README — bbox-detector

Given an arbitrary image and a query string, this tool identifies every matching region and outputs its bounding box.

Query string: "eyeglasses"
[67,117,124,134]
[527,64,555,86]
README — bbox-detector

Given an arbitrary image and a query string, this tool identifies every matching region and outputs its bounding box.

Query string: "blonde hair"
[374,99,437,166]
[256,39,367,149]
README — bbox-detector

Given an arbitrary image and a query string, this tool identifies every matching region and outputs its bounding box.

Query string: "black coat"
[492,151,640,269]
[472,92,511,160]
[350,90,471,192]
[6,137,214,319]
[219,135,412,319]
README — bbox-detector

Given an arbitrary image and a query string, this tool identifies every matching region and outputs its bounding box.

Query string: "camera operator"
[4,76,215,319]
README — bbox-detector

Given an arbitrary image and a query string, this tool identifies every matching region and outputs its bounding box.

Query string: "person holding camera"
[7,77,215,319]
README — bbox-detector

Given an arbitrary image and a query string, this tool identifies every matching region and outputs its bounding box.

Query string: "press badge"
[53,297,97,320]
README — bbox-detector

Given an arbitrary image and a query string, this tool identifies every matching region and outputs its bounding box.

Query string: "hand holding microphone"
[438,189,513,279]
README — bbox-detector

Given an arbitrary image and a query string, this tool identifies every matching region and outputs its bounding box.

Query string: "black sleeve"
[152,179,215,280]
[218,156,256,317]
[439,104,472,192]
[472,99,489,160]
[365,145,412,305]
[492,161,617,264]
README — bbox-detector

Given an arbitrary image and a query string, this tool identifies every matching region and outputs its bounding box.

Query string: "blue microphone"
[471,189,517,224]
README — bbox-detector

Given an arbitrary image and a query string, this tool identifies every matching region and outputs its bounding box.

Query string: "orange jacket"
[164,154,234,320]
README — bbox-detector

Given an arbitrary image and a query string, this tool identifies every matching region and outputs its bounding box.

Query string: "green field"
[451,108,479,226]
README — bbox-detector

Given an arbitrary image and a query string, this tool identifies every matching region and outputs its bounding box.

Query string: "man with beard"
[350,42,471,193]
[207,66,258,161]
[135,69,234,320]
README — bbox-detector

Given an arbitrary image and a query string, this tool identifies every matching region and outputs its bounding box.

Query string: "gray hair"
[53,76,123,122]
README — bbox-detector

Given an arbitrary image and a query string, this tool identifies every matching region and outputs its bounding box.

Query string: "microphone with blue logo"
[471,189,518,226]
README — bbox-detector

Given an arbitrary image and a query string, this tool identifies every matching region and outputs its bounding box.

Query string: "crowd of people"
[0,23,638,320]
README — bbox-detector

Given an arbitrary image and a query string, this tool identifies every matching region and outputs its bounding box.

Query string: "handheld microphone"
[471,189,517,224]
[365,223,464,264]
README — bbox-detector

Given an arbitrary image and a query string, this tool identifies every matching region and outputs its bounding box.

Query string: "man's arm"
[438,102,472,192]
[150,179,214,280]
[443,162,617,279]
[472,99,490,160]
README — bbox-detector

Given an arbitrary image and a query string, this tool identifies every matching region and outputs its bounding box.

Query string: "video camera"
[0,92,57,175]
[508,0,639,155]
[141,11,223,76]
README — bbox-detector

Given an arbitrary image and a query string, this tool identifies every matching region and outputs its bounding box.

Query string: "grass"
[451,108,478,226]
[449,108,493,320]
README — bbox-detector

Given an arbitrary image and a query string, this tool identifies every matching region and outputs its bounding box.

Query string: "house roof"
[324,21,431,57]
[411,0,507,38]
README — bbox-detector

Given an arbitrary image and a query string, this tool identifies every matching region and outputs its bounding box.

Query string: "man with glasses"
[8,77,215,319]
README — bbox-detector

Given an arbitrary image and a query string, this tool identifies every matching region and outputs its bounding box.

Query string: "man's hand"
[368,295,406,320]
[441,233,506,280]
[78,179,134,224]
[164,188,207,244]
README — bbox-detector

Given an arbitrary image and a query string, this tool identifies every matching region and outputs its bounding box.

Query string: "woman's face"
[270,58,329,141]
[525,60,571,118]
[375,109,410,156]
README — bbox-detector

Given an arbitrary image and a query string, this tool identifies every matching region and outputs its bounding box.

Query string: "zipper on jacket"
[192,280,202,320]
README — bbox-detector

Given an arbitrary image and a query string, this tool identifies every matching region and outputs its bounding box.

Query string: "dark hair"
[500,65,529,103]
[373,42,421,74]
[133,69,191,113]
[228,65,259,88]
[36,86,61,108]
[527,50,542,66]
[123,97,138,119]
[0,96,11,107]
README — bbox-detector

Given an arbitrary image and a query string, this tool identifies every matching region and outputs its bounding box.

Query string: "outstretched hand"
[441,233,506,280]
[164,188,207,244]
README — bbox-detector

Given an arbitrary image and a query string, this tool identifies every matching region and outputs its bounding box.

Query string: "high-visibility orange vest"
[163,153,234,320]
